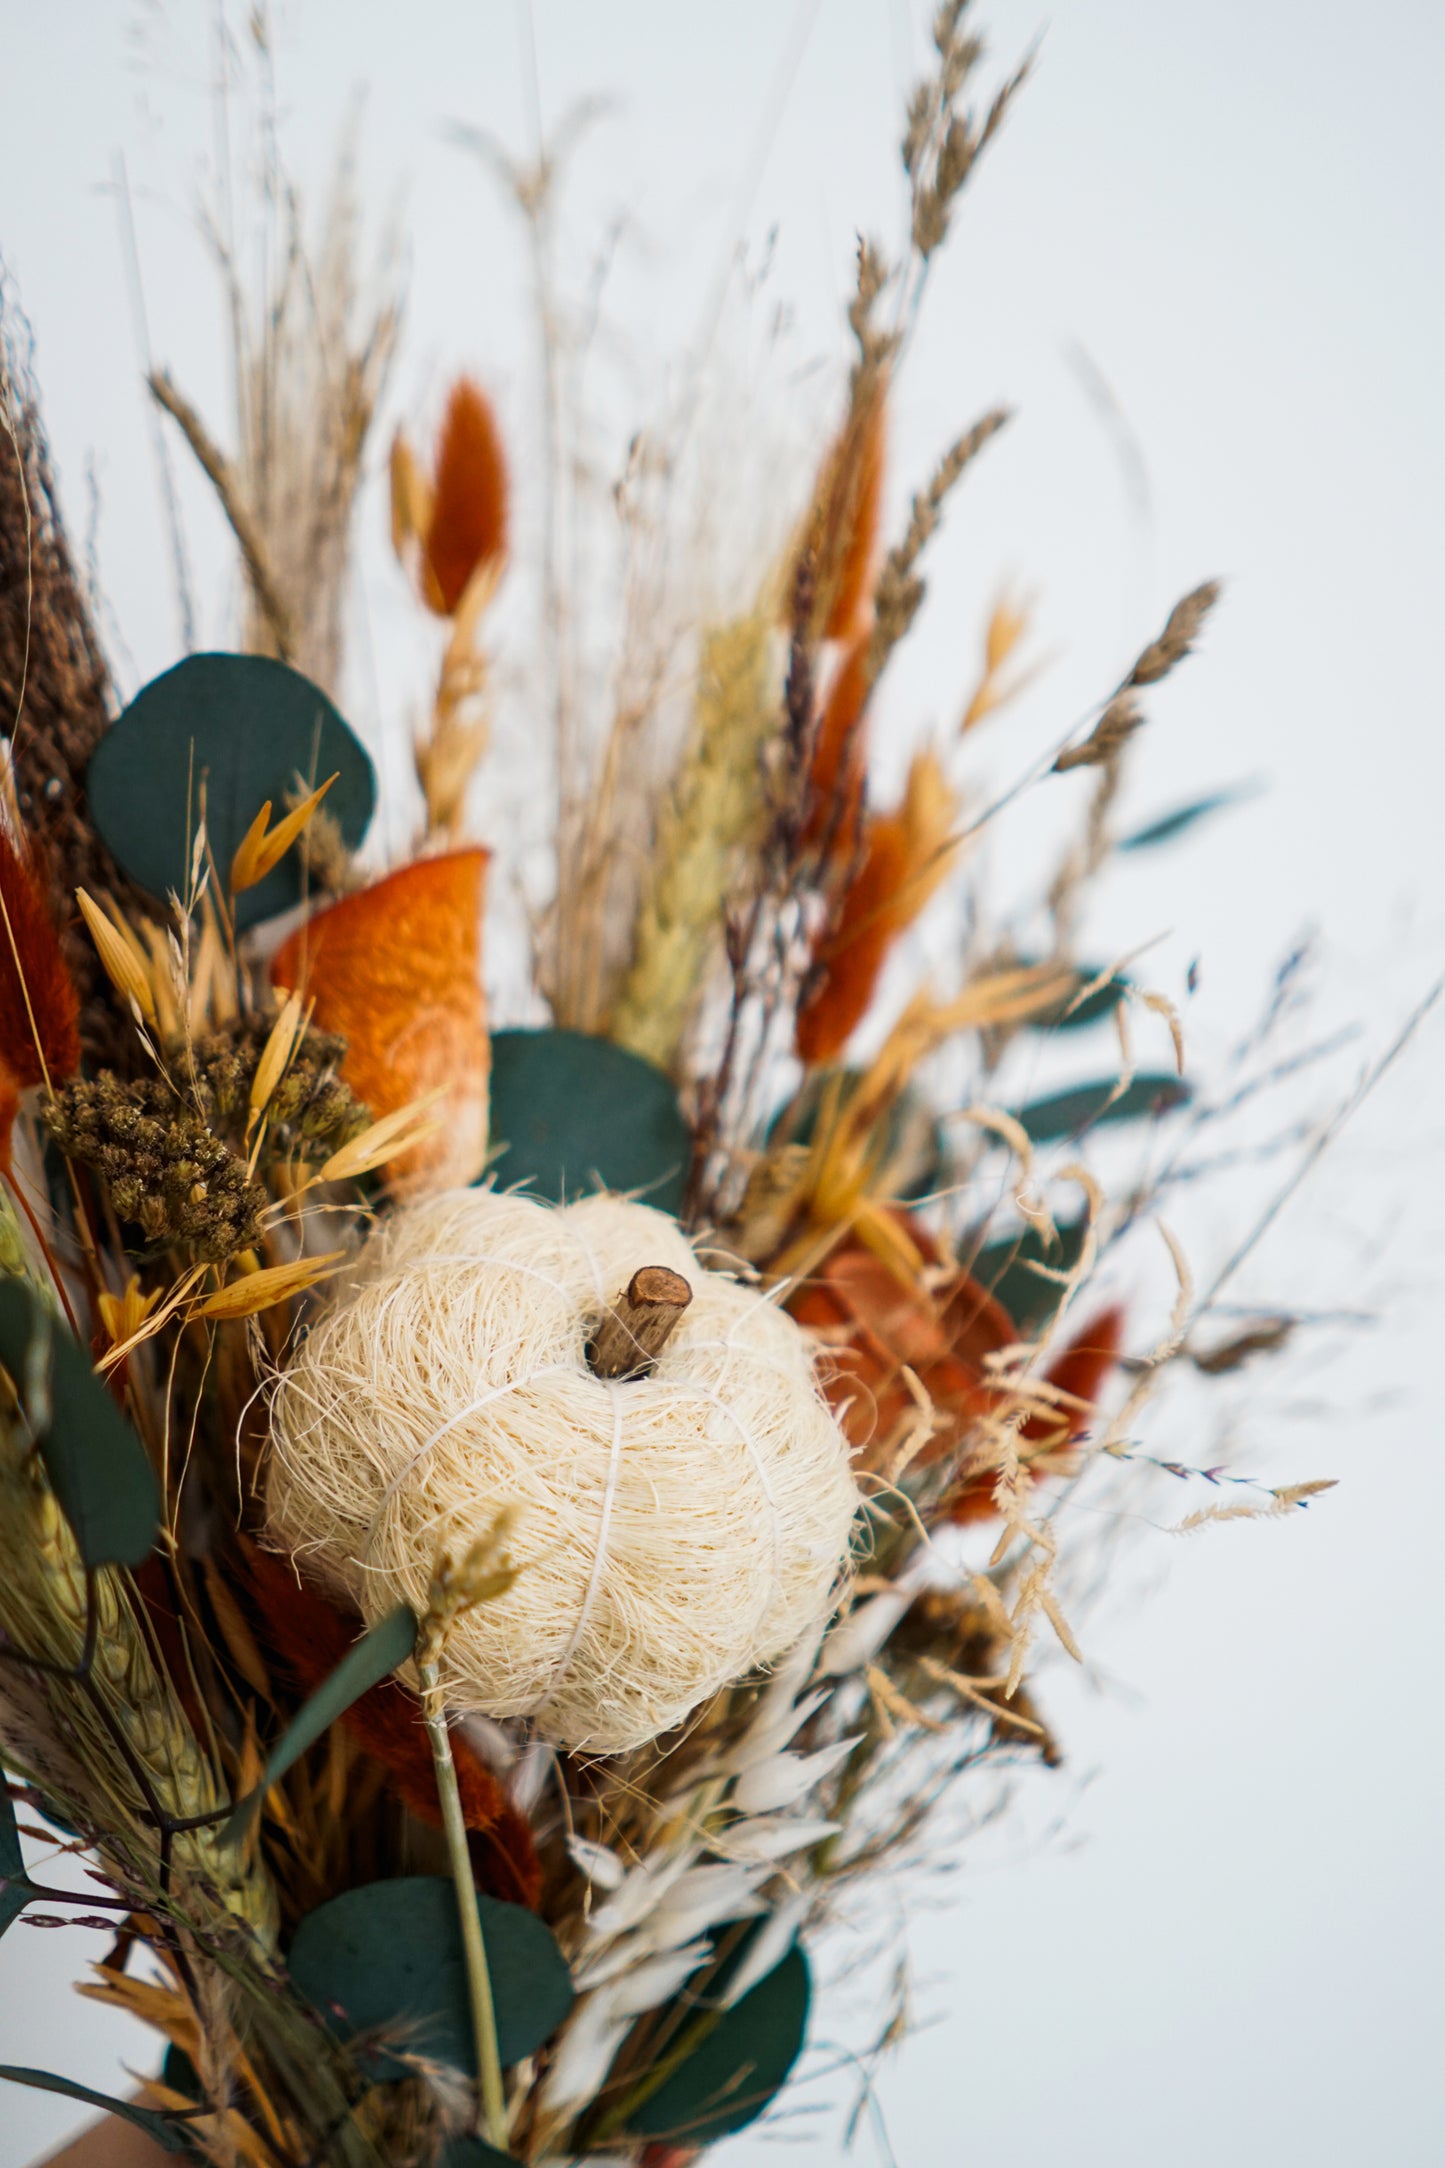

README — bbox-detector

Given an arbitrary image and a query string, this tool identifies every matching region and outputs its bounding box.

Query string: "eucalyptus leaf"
[1,1782,35,1940]
[628,1940,810,2146]
[0,1281,159,1567]
[288,1875,573,2081]
[1014,1072,1191,1143]
[770,1069,943,1200]
[1118,781,1260,853]
[0,2065,191,2151]
[222,1606,416,1846]
[969,1219,1090,1334]
[487,1029,691,1213]
[1019,964,1129,1031]
[87,653,376,933]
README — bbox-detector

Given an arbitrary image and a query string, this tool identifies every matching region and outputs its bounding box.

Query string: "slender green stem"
[418,1658,508,2150]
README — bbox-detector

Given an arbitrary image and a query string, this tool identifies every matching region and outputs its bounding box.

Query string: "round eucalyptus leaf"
[628,1938,811,2146]
[1014,1072,1191,1143]
[288,1875,572,2081]
[87,653,375,932]
[0,1281,159,1567]
[968,1217,1090,1335]
[487,1029,692,1212]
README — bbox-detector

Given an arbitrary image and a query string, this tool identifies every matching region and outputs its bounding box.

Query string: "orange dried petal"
[796,817,912,1065]
[804,631,871,860]
[0,827,80,1090]
[423,378,510,618]
[274,849,491,1197]
[801,383,888,643]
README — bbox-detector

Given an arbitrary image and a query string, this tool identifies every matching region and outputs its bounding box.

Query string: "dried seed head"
[74,890,157,1027]
[229,774,337,894]
[1127,580,1222,686]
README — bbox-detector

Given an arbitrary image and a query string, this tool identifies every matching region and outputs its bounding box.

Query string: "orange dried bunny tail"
[796,751,957,1066]
[422,377,510,616]
[804,629,872,862]
[0,825,80,1161]
[816,382,888,642]
[274,848,490,1196]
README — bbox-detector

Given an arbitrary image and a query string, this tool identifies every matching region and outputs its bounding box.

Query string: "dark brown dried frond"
[1052,581,1220,773]
[905,5,1033,261]
[44,1073,267,1262]
[1052,691,1143,773]
[848,236,899,390]
[1189,1314,1295,1374]
[0,298,151,1063]
[1127,579,1222,686]
[182,1016,370,1161]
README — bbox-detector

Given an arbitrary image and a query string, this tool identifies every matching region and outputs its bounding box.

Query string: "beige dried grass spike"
[611,610,779,1071]
[265,1190,859,1752]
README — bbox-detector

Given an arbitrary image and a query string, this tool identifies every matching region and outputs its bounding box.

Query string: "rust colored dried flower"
[790,1208,1123,1521]
[796,751,957,1066]
[0,825,81,1157]
[273,848,490,1195]
[392,376,510,618]
[798,381,888,645]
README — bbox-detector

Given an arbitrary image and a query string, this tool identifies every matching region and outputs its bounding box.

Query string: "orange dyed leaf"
[797,754,956,1066]
[790,1210,1014,1475]
[0,828,80,1092]
[804,631,871,862]
[796,819,912,1066]
[790,1211,1124,1527]
[1024,1304,1126,1443]
[423,378,510,617]
[274,849,490,1196]
[805,384,888,643]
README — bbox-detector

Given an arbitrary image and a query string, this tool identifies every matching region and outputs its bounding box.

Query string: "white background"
[2,3,1443,2164]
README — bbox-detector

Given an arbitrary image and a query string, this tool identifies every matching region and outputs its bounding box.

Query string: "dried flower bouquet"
[0,8,1339,2165]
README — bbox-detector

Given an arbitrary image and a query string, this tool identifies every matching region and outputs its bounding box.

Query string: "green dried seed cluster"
[183,1019,370,1161]
[44,1074,266,1262]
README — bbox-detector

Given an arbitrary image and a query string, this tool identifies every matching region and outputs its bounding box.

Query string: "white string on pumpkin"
[532,1378,628,1721]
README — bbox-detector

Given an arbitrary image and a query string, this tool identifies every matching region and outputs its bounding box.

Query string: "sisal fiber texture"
[264,1190,859,1752]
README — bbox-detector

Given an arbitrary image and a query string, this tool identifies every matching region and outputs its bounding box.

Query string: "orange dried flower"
[789,1211,1123,1525]
[803,629,871,860]
[393,377,511,618]
[0,826,80,1161]
[273,848,490,1196]
[796,751,957,1066]
[799,381,888,644]
[790,1213,1013,1475]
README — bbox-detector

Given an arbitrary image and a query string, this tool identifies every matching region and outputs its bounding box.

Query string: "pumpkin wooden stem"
[589,1266,692,1379]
